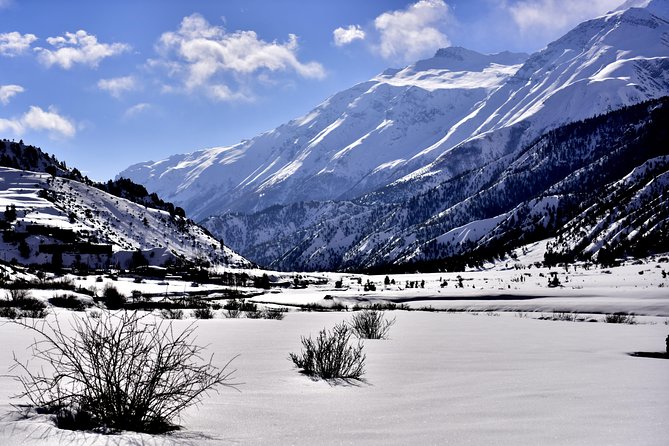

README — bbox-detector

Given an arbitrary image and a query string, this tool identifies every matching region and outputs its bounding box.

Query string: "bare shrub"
[289,322,365,380]
[1,293,48,318]
[225,308,242,319]
[245,307,286,320]
[160,308,184,320]
[349,310,395,339]
[0,306,18,319]
[6,287,31,302]
[18,298,48,318]
[244,309,264,319]
[49,294,90,311]
[11,311,237,433]
[99,284,126,310]
[603,313,637,324]
[193,307,214,319]
[263,308,286,320]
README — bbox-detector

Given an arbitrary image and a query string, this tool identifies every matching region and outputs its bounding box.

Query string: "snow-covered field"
[0,259,667,444]
[0,310,666,445]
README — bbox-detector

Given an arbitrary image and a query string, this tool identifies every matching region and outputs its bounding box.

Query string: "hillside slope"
[0,166,249,269]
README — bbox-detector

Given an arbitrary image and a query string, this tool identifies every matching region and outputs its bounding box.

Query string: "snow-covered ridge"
[0,167,249,269]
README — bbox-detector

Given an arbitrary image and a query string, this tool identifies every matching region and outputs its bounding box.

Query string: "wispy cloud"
[0,84,24,105]
[98,76,138,98]
[506,0,621,35]
[152,13,325,101]
[0,105,75,139]
[373,0,452,63]
[333,25,366,46]
[35,30,129,69]
[123,102,152,119]
[0,31,37,57]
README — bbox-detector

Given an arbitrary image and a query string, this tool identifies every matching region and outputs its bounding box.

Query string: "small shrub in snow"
[225,308,242,319]
[603,313,636,324]
[161,308,184,320]
[0,306,18,319]
[193,307,214,319]
[99,284,126,310]
[6,287,31,302]
[11,311,237,434]
[552,311,577,322]
[263,308,286,320]
[349,310,395,340]
[49,294,90,311]
[224,298,257,313]
[2,295,48,318]
[289,322,365,380]
[246,308,286,320]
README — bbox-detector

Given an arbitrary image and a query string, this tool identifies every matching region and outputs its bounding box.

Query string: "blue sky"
[0,0,623,181]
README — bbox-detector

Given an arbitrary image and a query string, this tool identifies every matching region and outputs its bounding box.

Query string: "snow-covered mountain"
[0,141,249,269]
[120,48,528,216]
[121,0,669,271]
[121,0,668,220]
[204,97,669,271]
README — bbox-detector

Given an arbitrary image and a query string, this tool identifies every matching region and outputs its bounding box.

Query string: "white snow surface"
[0,258,667,444]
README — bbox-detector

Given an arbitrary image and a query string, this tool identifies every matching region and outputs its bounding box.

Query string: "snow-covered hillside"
[0,167,249,269]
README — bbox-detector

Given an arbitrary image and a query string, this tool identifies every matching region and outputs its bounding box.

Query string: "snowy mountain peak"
[615,0,669,15]
[378,46,528,80]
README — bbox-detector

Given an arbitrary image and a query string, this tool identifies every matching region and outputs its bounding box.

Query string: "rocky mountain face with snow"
[120,47,528,216]
[203,98,669,271]
[0,140,249,269]
[122,0,669,271]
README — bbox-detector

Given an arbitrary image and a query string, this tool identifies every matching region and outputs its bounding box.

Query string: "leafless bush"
[603,313,637,324]
[0,306,18,319]
[225,309,241,319]
[11,311,237,433]
[99,284,126,310]
[245,308,286,320]
[6,288,31,302]
[193,307,214,319]
[263,308,286,320]
[349,310,395,339]
[289,322,365,380]
[160,308,184,319]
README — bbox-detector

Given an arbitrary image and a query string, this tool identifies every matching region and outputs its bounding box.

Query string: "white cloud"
[154,13,325,101]
[333,25,366,47]
[0,31,37,57]
[35,30,129,69]
[374,0,452,63]
[98,76,137,98]
[0,106,75,138]
[0,0,13,8]
[0,84,24,105]
[507,0,622,34]
[123,102,152,119]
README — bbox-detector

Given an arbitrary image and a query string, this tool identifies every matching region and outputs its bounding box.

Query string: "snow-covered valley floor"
[0,259,667,445]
